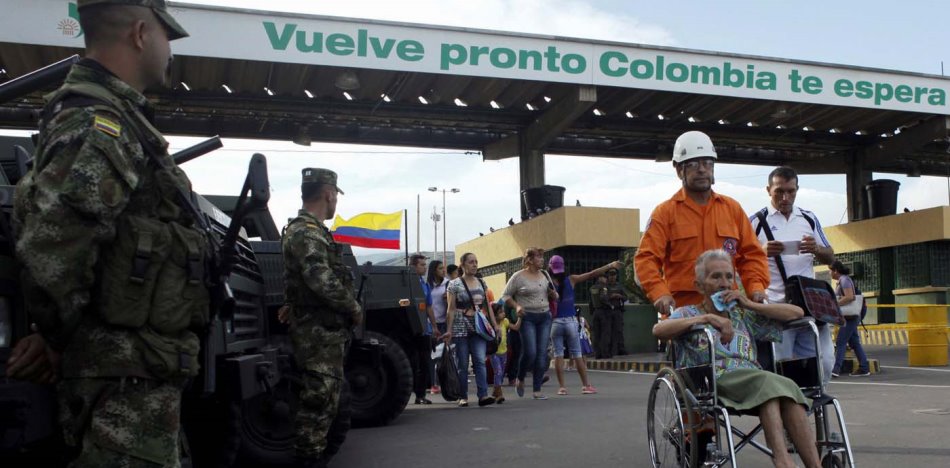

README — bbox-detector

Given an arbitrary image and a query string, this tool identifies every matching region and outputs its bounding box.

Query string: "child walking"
[491,302,521,403]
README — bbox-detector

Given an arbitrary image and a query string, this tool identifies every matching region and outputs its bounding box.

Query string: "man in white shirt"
[750,167,836,383]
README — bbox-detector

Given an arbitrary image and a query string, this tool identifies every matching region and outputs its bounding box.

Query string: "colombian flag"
[330,211,402,250]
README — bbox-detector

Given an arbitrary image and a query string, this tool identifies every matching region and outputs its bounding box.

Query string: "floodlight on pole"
[428,187,460,265]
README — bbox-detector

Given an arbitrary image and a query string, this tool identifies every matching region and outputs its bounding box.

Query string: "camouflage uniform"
[282,168,360,460]
[605,278,628,356]
[589,280,612,358]
[13,2,200,466]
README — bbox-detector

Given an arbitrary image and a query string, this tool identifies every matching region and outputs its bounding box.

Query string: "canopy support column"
[845,151,873,221]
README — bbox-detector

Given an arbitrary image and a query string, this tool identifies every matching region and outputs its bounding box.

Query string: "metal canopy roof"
[1,6,948,177]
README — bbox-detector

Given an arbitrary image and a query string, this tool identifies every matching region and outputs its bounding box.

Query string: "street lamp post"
[430,207,440,256]
[428,187,460,265]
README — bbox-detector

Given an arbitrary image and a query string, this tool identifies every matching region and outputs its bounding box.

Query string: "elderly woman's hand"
[706,314,734,345]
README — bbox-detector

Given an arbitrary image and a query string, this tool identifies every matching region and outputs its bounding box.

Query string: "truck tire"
[231,368,353,467]
[347,331,412,427]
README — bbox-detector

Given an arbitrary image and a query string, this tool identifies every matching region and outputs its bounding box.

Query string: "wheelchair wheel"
[647,367,698,467]
[821,453,844,468]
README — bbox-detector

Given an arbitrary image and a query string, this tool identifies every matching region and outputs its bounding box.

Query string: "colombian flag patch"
[94,115,121,138]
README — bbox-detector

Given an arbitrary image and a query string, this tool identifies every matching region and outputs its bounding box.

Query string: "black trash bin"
[521,185,565,219]
[865,179,900,218]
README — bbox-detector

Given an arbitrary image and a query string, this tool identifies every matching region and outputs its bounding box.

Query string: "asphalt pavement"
[332,345,950,468]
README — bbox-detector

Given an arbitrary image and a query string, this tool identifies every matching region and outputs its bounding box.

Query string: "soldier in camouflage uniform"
[6,1,204,466]
[281,168,363,468]
[604,268,628,356]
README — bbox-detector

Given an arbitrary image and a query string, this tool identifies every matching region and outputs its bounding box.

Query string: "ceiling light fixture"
[334,70,361,90]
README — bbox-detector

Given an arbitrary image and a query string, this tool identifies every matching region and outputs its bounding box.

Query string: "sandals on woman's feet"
[557,387,568,395]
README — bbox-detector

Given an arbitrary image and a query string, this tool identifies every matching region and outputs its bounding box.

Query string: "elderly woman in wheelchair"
[651,249,821,468]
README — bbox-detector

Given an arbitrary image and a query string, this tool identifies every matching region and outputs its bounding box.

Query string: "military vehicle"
[0,56,425,467]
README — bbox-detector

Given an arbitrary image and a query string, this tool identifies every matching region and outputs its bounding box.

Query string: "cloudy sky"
[11,1,950,260]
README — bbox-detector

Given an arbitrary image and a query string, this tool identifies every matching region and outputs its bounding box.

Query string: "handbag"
[784,275,845,326]
[839,294,864,317]
[461,278,496,341]
[755,211,843,326]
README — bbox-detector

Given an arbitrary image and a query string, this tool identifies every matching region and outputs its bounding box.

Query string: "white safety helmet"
[672,131,717,164]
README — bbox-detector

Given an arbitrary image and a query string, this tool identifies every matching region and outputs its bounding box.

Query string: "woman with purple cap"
[548,255,622,395]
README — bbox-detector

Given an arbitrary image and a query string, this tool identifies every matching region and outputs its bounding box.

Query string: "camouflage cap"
[78,0,189,41]
[301,168,344,194]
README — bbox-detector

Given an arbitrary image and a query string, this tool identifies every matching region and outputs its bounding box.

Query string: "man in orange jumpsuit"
[635,131,769,317]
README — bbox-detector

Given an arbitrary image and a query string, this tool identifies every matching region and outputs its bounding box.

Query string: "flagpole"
[404,208,409,267]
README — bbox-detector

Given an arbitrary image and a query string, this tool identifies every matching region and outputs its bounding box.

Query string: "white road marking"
[828,381,950,389]
[880,365,950,373]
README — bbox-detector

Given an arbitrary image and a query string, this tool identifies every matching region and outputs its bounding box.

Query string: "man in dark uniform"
[589,275,612,358]
[604,268,628,356]
[7,1,204,465]
[281,168,363,468]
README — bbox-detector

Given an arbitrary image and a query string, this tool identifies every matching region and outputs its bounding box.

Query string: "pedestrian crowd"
[412,248,623,405]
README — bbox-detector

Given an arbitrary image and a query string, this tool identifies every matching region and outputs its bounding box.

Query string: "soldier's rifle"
[0,55,79,105]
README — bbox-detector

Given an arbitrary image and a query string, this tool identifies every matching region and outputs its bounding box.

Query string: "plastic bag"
[435,343,463,402]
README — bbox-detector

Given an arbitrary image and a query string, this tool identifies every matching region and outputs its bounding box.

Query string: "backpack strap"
[800,210,817,231]
[754,207,769,237]
[755,209,789,283]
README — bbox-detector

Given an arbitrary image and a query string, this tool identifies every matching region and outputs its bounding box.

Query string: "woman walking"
[427,260,449,394]
[502,247,558,400]
[830,260,870,377]
[444,253,500,407]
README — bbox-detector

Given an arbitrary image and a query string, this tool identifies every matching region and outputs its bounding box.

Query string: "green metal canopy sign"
[3,0,948,114]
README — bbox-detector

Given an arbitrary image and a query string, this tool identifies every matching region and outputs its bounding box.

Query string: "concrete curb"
[585,359,670,374]
[586,357,882,375]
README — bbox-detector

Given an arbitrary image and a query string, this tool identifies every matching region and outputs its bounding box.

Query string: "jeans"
[490,354,507,386]
[455,334,488,400]
[505,329,521,382]
[551,317,582,359]
[833,317,869,373]
[774,322,835,384]
[518,312,553,392]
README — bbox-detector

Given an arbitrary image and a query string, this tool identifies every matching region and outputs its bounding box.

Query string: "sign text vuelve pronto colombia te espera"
[263,21,946,110]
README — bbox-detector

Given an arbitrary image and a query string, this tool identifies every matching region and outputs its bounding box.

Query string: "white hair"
[694,249,733,280]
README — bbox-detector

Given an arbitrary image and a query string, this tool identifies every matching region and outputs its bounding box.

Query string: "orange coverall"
[634,188,769,309]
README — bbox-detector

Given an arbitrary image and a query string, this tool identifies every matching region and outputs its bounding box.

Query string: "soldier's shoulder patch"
[93,114,122,138]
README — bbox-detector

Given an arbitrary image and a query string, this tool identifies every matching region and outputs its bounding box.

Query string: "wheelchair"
[647,318,855,467]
